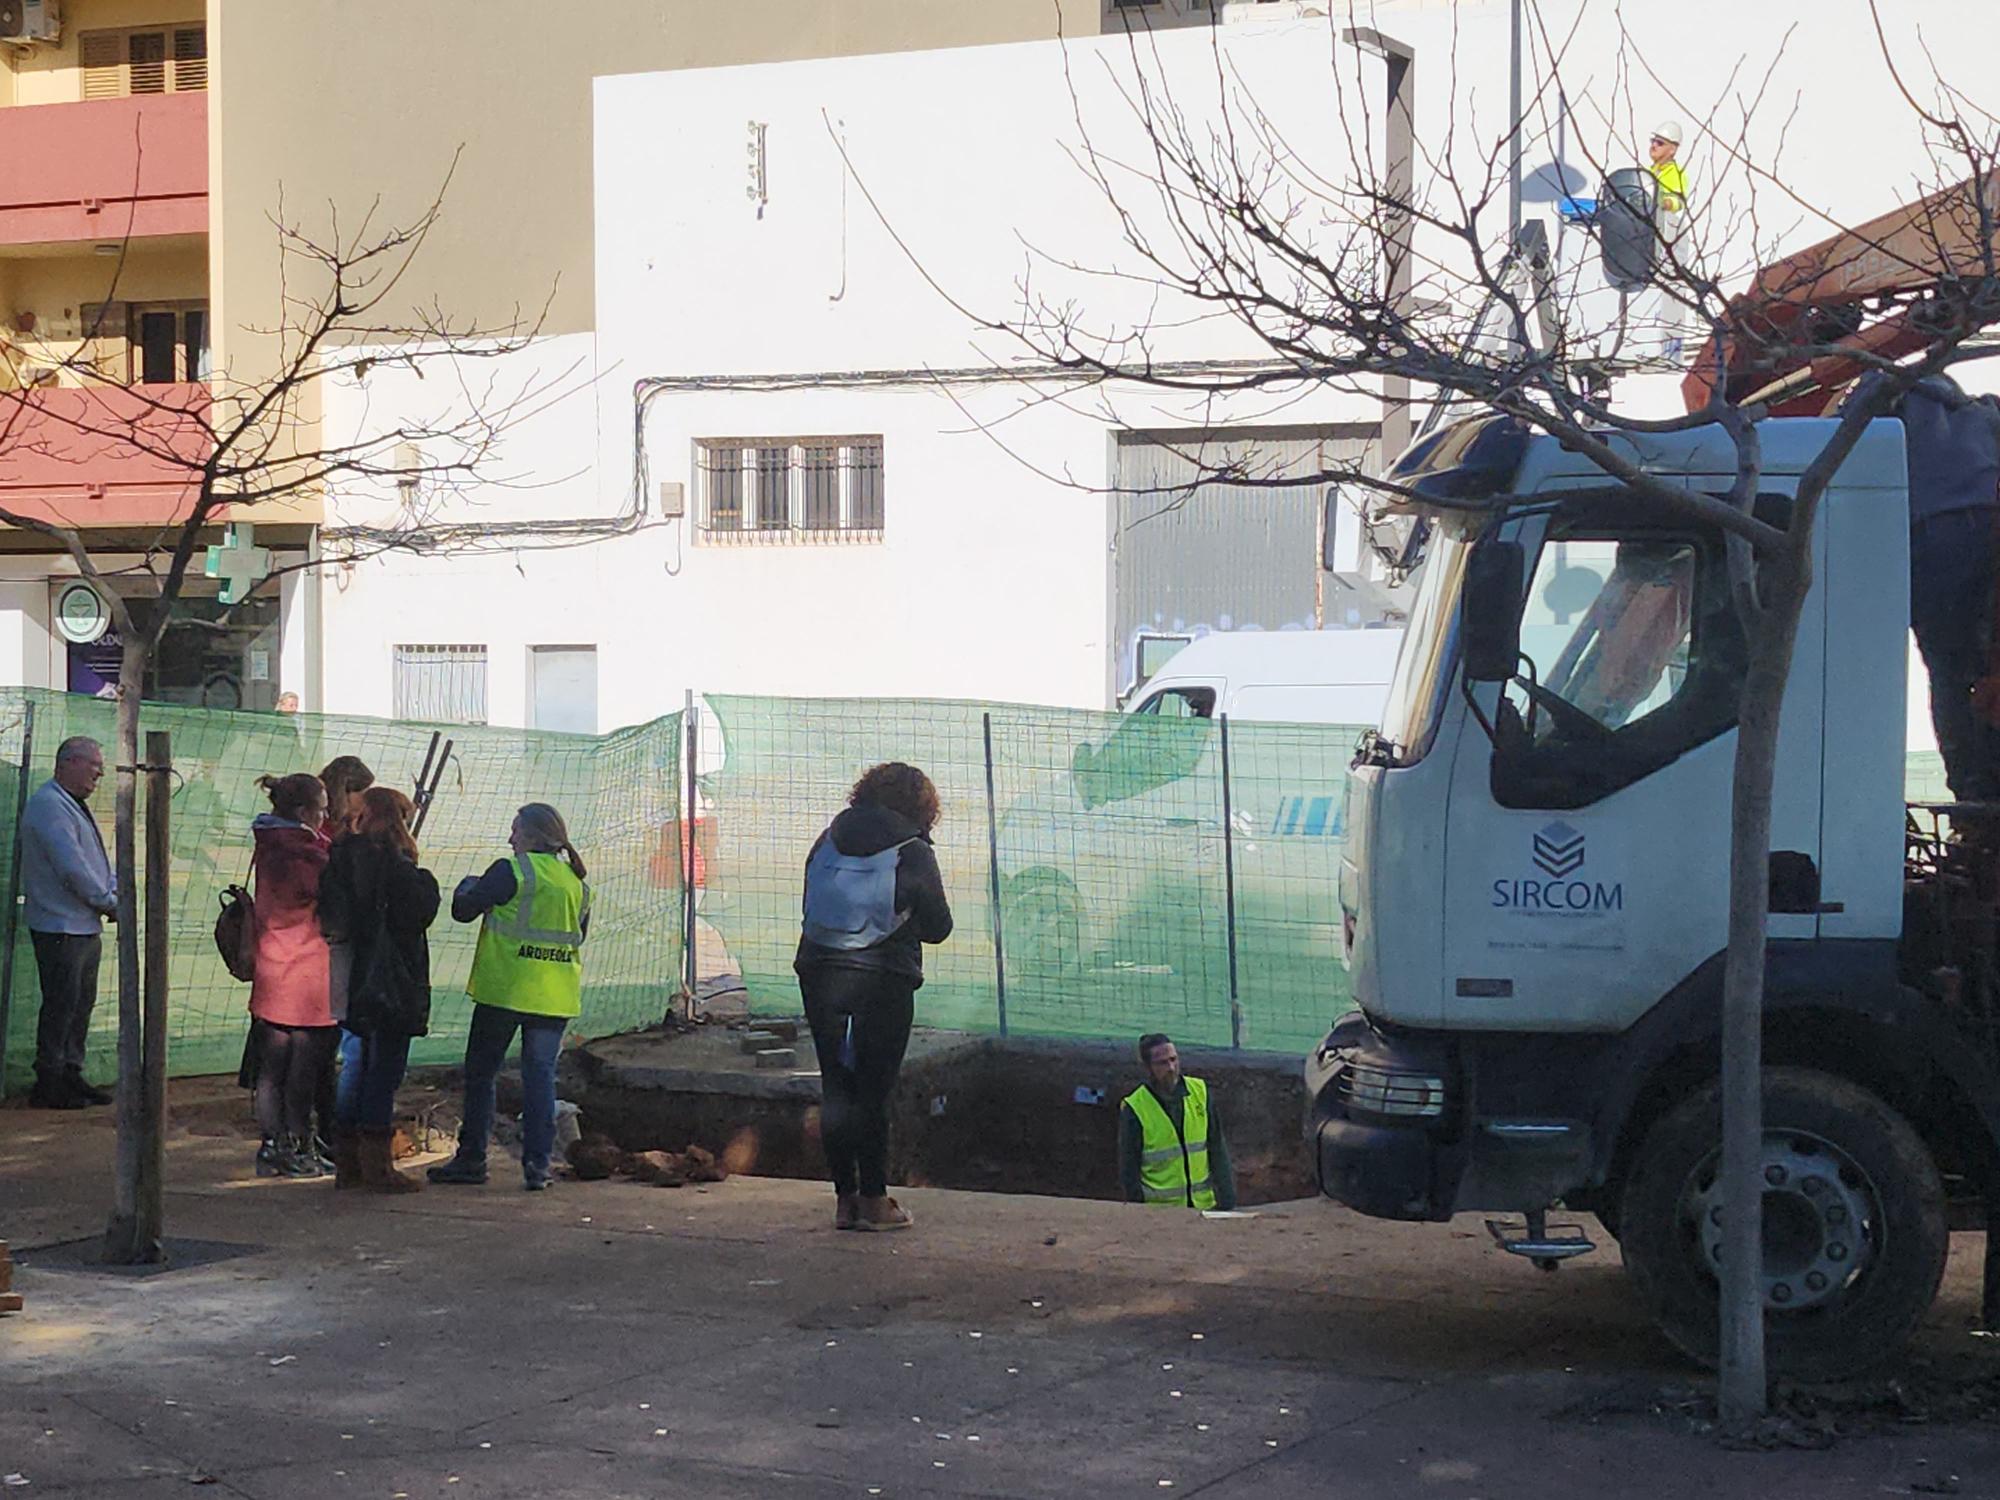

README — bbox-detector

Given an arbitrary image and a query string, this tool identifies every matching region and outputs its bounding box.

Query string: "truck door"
[1438,501,1825,1032]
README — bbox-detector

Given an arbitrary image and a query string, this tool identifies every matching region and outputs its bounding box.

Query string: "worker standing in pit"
[1119,1034,1238,1211]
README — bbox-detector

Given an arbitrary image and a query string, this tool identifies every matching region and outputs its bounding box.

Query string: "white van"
[1000,628,1404,993]
[1125,628,1407,724]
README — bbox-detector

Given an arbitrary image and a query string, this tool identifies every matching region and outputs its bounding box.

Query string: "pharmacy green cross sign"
[203,523,272,606]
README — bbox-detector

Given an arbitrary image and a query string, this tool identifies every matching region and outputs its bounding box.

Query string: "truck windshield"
[1373,528,1471,765]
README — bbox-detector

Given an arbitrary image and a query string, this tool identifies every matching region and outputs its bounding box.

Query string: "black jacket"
[320,838,441,1039]
[794,802,953,986]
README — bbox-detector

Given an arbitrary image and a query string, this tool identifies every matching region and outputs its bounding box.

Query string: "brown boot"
[854,1195,912,1232]
[358,1128,422,1195]
[333,1132,364,1190]
[834,1193,860,1230]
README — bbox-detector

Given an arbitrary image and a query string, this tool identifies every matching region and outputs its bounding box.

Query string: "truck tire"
[1618,1066,1947,1382]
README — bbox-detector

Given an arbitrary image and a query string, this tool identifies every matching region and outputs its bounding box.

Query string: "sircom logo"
[1491,819,1623,914]
[1532,821,1585,879]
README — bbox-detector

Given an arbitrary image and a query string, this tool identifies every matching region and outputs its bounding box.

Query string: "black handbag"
[214,852,256,984]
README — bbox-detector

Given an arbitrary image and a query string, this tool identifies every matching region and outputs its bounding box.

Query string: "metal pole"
[1508,0,1523,239]
[137,730,171,1255]
[1220,714,1243,1051]
[683,691,698,1011]
[0,699,36,1096]
[982,712,1009,1038]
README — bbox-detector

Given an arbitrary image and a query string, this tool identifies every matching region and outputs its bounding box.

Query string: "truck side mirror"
[1461,540,1525,684]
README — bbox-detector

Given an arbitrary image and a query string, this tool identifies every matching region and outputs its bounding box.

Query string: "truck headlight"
[1337,1062,1445,1119]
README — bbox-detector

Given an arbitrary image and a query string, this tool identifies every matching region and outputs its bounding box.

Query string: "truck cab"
[1308,412,2000,1378]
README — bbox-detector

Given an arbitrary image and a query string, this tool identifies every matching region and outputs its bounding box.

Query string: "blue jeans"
[333,1028,363,1125]
[457,1003,568,1181]
[336,1028,412,1132]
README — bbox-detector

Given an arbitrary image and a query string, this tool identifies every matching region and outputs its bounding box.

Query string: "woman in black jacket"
[796,762,953,1232]
[319,787,440,1193]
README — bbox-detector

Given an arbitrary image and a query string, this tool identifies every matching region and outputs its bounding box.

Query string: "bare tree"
[865,1,2000,1417]
[0,168,568,1264]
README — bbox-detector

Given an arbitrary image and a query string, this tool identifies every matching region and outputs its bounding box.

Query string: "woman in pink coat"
[249,772,334,1177]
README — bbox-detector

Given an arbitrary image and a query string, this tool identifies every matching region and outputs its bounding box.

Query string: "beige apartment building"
[0,0,1114,707]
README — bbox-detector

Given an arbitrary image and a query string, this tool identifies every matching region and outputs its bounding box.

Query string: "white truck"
[1307,409,2000,1379]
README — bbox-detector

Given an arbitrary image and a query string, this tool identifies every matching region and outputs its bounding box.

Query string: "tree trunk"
[1717,543,1815,1421]
[102,637,159,1264]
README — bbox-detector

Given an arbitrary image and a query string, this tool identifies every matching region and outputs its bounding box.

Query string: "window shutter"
[172,28,208,92]
[127,32,168,95]
[80,31,125,99]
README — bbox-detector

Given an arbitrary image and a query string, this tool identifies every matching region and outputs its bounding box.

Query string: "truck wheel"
[1618,1066,1947,1382]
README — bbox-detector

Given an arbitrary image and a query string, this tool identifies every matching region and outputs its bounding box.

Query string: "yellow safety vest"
[467,852,590,1018]
[1650,159,1688,214]
[1125,1076,1217,1210]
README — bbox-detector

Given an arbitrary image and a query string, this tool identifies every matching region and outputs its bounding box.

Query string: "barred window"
[695,438,884,543]
[393,644,488,725]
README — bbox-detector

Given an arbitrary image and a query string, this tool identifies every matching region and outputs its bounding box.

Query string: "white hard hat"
[1651,120,1683,145]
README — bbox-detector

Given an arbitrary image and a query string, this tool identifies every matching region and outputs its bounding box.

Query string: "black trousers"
[799,966,916,1198]
[1913,511,2000,801]
[31,930,101,1089]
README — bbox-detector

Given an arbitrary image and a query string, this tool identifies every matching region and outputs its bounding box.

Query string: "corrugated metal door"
[1110,428,1376,701]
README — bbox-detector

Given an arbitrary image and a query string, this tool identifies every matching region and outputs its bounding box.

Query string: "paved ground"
[3,1089,1999,1499]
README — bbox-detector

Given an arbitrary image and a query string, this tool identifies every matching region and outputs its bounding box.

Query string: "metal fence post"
[982,711,1009,1038]
[0,698,36,1095]
[683,690,699,1012]
[1220,713,1243,1050]
[137,729,171,1250]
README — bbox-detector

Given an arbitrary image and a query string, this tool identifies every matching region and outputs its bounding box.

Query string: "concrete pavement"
[2,1090,1998,1499]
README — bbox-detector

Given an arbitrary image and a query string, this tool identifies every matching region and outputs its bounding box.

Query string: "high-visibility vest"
[1124,1076,1217,1210]
[467,852,590,1018]
[1650,159,1688,214]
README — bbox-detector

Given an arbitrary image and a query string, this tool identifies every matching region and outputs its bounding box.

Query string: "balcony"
[0,92,207,248]
[0,382,211,528]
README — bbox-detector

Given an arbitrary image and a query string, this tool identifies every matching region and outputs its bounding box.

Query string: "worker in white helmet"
[1648,121,1688,218]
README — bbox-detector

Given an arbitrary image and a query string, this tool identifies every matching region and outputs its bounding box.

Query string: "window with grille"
[694,438,885,543]
[81,25,207,100]
[393,645,488,725]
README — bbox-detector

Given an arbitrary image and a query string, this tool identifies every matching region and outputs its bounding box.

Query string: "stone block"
[753,1048,797,1070]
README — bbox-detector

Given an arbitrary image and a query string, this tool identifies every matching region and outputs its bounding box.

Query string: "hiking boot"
[308,1134,338,1175]
[835,1193,861,1230]
[255,1137,284,1177]
[427,1153,489,1186]
[358,1129,422,1195]
[30,1079,85,1111]
[273,1136,321,1178]
[854,1195,913,1232]
[64,1072,113,1107]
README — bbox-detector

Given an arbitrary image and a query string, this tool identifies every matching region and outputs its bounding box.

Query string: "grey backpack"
[801,834,919,950]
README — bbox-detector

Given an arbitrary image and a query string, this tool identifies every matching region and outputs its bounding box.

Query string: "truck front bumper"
[1306,1012,1465,1222]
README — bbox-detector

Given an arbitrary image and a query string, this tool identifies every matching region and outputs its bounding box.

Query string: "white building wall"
[320,3,2000,744]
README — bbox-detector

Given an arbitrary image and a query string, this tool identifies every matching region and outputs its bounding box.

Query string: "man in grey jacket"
[21,736,116,1109]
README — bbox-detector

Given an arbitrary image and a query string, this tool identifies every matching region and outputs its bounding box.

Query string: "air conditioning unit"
[0,0,61,44]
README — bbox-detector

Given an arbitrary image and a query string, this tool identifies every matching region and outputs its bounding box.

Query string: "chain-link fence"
[0,684,1963,1094]
[0,690,684,1095]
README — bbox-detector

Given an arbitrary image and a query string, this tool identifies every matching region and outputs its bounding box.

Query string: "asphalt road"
[2,1093,1997,1498]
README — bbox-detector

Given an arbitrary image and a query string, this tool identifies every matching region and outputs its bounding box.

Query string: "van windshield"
[1373,528,1471,765]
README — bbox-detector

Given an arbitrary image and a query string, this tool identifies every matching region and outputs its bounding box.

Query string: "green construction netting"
[0,690,684,1095]
[698,696,1371,1056]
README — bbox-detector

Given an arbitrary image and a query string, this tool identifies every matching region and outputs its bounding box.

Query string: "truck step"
[1483,1212,1595,1270]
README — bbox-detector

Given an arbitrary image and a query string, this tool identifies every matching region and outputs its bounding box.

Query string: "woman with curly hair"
[796,762,953,1231]
[318,787,439,1192]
